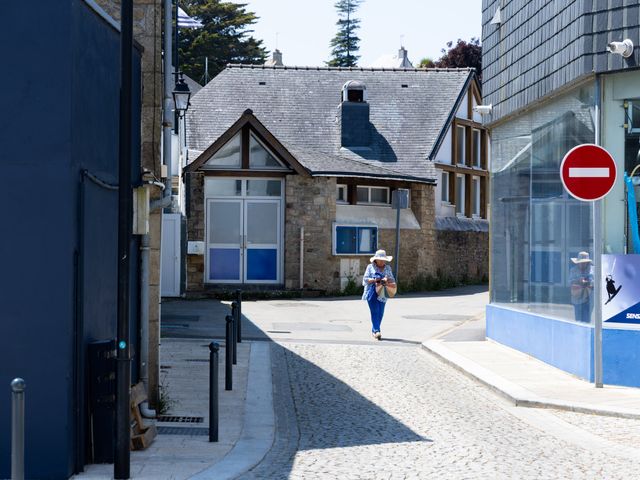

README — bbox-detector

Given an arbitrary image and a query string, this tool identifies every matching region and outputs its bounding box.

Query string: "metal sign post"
[560,141,616,389]
[391,189,409,283]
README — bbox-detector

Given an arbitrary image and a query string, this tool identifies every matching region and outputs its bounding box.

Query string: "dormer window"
[342,80,367,103]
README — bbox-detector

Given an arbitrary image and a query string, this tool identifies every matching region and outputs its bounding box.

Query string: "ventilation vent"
[401,84,408,88]
[259,81,266,85]
[157,415,204,423]
[158,426,209,436]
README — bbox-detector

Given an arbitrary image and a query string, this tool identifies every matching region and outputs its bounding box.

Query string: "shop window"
[334,225,378,255]
[357,186,390,205]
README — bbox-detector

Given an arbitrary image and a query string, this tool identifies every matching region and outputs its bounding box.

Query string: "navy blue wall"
[0,2,141,478]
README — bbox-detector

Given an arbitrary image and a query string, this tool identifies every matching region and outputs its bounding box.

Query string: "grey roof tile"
[186,65,473,182]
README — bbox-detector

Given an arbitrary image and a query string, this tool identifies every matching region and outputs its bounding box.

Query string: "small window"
[473,129,482,168]
[456,174,465,216]
[456,126,466,165]
[441,171,449,203]
[337,184,348,204]
[472,176,481,217]
[205,133,241,168]
[356,186,390,205]
[249,133,283,169]
[205,178,242,197]
[334,225,378,255]
[246,179,281,197]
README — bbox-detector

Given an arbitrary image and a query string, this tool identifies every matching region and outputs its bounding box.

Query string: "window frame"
[456,125,466,166]
[356,185,391,205]
[472,176,481,217]
[336,184,349,204]
[472,128,482,168]
[456,174,466,217]
[441,171,450,203]
[332,224,378,256]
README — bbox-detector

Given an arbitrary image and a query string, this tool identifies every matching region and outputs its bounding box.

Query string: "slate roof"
[186,65,475,182]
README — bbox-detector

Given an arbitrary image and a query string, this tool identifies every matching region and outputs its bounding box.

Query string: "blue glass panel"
[209,248,240,280]
[336,226,357,254]
[247,249,277,281]
[530,251,561,284]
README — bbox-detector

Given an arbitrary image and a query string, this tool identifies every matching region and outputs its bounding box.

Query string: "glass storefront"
[490,83,596,323]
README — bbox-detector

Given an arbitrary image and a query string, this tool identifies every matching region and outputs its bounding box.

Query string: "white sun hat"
[370,249,393,263]
[571,251,593,264]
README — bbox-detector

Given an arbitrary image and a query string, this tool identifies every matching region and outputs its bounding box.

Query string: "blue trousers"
[573,300,593,323]
[367,296,386,332]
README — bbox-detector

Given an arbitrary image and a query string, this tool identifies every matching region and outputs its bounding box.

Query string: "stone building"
[184,65,489,293]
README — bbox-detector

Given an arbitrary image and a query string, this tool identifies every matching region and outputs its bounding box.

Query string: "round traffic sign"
[560,144,617,201]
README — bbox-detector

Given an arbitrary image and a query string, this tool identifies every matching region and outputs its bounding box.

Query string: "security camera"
[473,104,493,115]
[607,39,634,58]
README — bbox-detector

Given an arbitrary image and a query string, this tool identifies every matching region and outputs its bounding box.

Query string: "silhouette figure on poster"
[605,275,622,305]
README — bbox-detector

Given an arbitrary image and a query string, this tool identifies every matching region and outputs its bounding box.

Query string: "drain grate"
[158,426,209,436]
[184,359,208,363]
[157,415,204,423]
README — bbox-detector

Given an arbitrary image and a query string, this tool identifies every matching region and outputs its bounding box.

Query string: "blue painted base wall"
[488,304,640,388]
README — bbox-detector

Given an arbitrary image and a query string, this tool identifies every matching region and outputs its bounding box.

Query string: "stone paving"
[242,342,639,480]
[551,410,640,448]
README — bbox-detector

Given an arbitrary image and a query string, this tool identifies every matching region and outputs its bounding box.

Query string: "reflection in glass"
[208,202,241,244]
[247,180,281,197]
[247,202,278,244]
[250,134,282,168]
[205,178,241,197]
[490,85,595,322]
[205,133,241,167]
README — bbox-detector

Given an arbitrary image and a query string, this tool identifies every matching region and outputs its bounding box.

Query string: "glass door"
[206,199,243,283]
[244,200,280,283]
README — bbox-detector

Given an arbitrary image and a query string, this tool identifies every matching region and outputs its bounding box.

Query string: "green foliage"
[433,37,482,79]
[157,371,176,415]
[178,0,267,83]
[398,271,487,294]
[327,0,363,67]
[341,275,364,296]
[418,57,435,68]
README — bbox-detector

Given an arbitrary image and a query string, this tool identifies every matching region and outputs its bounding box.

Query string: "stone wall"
[434,229,489,283]
[185,174,487,294]
[186,172,205,291]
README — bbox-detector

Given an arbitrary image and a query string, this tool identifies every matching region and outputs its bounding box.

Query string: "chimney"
[265,49,283,66]
[340,81,370,148]
[397,46,413,68]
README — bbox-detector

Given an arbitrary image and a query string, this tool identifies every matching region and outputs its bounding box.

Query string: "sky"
[241,0,483,67]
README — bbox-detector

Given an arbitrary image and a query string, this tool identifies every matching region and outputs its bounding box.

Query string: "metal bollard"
[235,289,242,343]
[209,342,219,442]
[231,302,238,365]
[11,378,25,480]
[225,315,233,391]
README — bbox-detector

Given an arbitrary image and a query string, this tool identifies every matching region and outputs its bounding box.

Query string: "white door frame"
[243,198,281,284]
[205,198,244,284]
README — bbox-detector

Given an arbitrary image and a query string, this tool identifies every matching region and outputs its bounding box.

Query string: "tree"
[177,0,267,83]
[433,38,482,79]
[418,57,435,68]
[327,0,364,67]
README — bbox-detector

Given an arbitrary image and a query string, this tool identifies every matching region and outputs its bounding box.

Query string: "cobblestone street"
[242,342,640,480]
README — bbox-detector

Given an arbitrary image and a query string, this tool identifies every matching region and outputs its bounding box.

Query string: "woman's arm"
[362,264,376,286]
[385,265,396,284]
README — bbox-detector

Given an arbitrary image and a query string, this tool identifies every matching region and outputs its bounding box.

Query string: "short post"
[208,342,219,442]
[235,289,242,343]
[11,378,25,480]
[225,315,233,391]
[231,302,238,365]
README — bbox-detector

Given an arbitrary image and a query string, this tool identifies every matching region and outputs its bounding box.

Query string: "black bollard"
[209,342,219,442]
[231,302,238,365]
[11,378,25,480]
[235,289,242,343]
[225,315,233,391]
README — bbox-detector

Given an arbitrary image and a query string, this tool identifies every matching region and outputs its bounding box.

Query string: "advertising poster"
[602,254,640,324]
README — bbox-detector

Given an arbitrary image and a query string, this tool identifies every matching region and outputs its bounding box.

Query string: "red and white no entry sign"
[560,144,617,201]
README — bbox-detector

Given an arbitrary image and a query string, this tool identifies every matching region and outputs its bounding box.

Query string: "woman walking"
[362,249,396,340]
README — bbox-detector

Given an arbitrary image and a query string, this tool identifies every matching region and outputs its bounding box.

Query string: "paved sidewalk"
[423,317,640,419]
[73,339,274,480]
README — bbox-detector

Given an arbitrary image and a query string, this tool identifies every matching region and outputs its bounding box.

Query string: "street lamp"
[172,75,191,114]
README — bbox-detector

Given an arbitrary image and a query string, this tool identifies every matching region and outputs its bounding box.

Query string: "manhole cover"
[329,319,361,324]
[158,426,209,436]
[267,330,292,334]
[272,303,318,308]
[272,322,351,332]
[157,415,204,423]
[402,314,473,321]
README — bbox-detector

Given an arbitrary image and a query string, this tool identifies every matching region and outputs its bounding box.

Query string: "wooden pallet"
[130,382,157,450]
